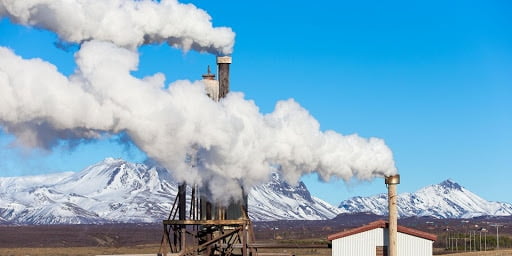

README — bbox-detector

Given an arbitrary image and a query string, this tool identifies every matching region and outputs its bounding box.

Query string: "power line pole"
[479,230,482,251]
[485,229,487,251]
[490,224,503,250]
[469,231,472,251]
[449,237,460,252]
[474,231,477,252]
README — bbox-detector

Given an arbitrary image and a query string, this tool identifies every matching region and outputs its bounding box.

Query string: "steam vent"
[160,56,254,256]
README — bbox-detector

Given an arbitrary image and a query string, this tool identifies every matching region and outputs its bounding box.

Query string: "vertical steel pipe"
[217,56,232,99]
[385,174,400,256]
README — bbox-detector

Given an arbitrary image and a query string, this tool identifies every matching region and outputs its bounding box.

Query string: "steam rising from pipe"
[0,0,234,55]
[0,0,397,203]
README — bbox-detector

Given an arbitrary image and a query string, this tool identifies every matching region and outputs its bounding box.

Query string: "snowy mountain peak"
[265,172,313,202]
[0,159,180,224]
[339,179,512,219]
[438,179,463,191]
[2,158,510,224]
[249,171,340,220]
[0,159,340,224]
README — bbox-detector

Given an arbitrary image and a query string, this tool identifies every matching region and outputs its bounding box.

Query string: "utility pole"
[449,237,461,252]
[446,232,449,250]
[479,230,482,251]
[474,231,477,252]
[484,229,487,251]
[490,224,503,250]
[473,231,476,252]
[469,231,472,251]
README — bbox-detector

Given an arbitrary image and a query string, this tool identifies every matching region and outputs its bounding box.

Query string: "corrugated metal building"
[328,220,437,256]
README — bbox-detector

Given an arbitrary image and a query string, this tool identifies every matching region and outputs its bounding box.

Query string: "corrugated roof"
[327,219,437,241]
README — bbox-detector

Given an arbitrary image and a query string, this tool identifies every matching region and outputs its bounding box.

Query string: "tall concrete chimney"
[385,174,400,256]
[217,56,231,99]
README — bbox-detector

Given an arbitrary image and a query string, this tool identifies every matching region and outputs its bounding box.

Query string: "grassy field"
[2,246,512,256]
[0,244,161,256]
[0,225,334,256]
[1,223,510,256]
[0,246,331,256]
[439,249,512,256]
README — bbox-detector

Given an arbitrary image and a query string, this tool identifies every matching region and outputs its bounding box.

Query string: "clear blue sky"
[1,0,511,205]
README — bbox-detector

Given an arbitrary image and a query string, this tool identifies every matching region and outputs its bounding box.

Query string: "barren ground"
[1,215,512,256]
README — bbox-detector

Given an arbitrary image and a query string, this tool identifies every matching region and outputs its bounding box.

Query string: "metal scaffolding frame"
[159,185,256,256]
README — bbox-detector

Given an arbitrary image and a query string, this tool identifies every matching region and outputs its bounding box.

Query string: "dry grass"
[5,247,512,256]
[0,244,161,256]
[255,248,331,256]
[0,246,331,256]
[437,249,512,256]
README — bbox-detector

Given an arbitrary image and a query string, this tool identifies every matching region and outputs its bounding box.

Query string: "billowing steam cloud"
[0,0,397,203]
[0,0,234,54]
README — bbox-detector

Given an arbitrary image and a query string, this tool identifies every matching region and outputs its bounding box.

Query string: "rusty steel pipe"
[217,56,231,99]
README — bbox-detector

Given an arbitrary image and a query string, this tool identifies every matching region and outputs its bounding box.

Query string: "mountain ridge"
[0,158,339,224]
[339,178,512,218]
[1,158,511,224]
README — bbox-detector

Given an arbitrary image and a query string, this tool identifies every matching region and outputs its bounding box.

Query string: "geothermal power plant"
[157,56,404,256]
[159,56,256,256]
[0,1,447,256]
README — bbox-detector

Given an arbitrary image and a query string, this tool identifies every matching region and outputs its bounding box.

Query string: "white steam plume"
[0,0,397,203]
[0,41,397,203]
[0,0,234,54]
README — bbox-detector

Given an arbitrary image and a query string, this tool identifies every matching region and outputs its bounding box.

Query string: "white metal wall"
[332,228,384,256]
[331,228,433,256]
[397,232,433,256]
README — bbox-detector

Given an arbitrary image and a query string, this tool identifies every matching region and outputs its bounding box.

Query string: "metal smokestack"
[217,56,232,99]
[385,174,400,256]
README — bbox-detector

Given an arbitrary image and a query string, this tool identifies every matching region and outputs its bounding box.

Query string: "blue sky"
[1,0,511,205]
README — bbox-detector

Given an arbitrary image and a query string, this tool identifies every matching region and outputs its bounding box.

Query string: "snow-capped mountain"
[0,158,339,224]
[3,159,511,224]
[339,179,512,218]
[0,158,178,224]
[249,173,341,220]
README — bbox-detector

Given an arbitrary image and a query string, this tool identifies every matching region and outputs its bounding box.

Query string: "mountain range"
[339,179,512,218]
[0,158,338,224]
[0,158,511,224]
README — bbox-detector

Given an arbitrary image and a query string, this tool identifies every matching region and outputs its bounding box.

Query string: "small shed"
[328,220,437,256]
